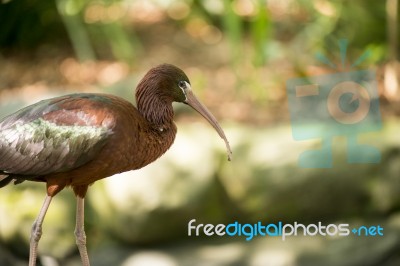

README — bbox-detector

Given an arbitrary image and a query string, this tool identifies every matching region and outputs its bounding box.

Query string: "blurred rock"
[87,124,230,244]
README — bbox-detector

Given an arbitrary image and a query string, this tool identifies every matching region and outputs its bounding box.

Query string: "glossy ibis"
[0,64,232,266]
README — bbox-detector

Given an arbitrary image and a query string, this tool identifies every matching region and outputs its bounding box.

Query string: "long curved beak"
[184,85,232,161]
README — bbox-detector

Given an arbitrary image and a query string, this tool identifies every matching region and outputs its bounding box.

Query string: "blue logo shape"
[286,40,382,168]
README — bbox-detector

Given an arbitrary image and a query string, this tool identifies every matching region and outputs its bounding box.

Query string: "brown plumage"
[40,93,178,198]
[0,64,232,266]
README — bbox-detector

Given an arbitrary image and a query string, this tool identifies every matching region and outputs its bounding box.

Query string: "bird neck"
[137,94,174,128]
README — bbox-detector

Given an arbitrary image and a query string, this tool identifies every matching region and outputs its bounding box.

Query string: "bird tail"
[0,173,28,187]
[0,175,13,188]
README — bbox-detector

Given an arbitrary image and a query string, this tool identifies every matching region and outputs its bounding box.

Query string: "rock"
[87,124,228,244]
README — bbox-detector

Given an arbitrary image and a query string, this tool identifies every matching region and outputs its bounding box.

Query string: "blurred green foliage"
[0,0,67,49]
[0,0,394,65]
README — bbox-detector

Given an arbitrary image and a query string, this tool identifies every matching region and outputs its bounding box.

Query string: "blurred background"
[1,0,400,265]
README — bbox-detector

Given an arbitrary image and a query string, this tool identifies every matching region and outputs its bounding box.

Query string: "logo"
[188,219,384,241]
[286,39,382,168]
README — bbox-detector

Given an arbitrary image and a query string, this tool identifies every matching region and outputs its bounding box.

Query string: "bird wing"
[0,94,114,177]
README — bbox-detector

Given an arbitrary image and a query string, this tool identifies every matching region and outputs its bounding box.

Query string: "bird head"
[136,64,232,161]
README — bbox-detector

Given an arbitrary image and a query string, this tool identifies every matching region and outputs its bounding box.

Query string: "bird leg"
[29,195,53,266]
[75,195,90,266]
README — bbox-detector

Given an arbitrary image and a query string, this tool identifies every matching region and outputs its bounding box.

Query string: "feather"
[0,175,13,187]
[0,94,115,179]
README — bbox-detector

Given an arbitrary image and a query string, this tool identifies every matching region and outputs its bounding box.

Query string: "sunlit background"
[1,0,400,265]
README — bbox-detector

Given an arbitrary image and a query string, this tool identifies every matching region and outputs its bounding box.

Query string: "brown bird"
[0,64,232,266]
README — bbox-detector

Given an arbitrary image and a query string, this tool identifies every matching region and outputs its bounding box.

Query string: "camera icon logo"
[286,42,382,168]
[327,81,370,125]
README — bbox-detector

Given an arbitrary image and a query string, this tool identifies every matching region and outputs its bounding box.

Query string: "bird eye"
[178,81,187,90]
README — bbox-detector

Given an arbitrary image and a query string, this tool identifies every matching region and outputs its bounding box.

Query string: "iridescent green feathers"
[0,94,114,185]
[0,118,110,175]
